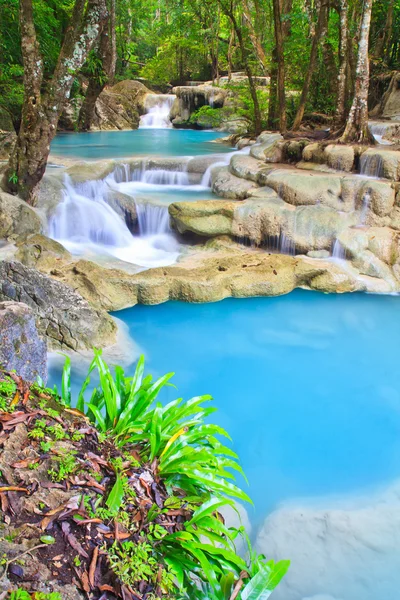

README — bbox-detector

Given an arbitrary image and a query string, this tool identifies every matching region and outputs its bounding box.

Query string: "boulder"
[302,143,355,172]
[15,234,72,270]
[0,191,43,240]
[0,301,47,383]
[169,201,235,237]
[0,260,116,350]
[211,166,258,199]
[250,133,283,161]
[229,154,268,183]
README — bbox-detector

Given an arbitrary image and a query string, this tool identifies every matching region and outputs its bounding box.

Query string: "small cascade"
[131,167,190,186]
[135,202,172,235]
[359,153,384,178]
[332,239,346,260]
[359,189,371,226]
[139,95,175,129]
[368,122,395,145]
[49,176,134,247]
[49,175,179,268]
[264,230,296,256]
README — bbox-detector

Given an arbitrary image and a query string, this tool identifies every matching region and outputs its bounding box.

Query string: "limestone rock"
[0,301,47,382]
[169,200,235,236]
[91,80,150,130]
[302,143,355,172]
[211,166,258,199]
[0,260,116,350]
[250,133,283,161]
[0,191,43,240]
[229,154,268,183]
[15,234,72,270]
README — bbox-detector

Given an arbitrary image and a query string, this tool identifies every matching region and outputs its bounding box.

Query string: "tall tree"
[334,0,349,128]
[292,0,329,130]
[3,0,108,204]
[217,0,263,135]
[78,0,117,131]
[271,0,287,133]
[340,0,374,143]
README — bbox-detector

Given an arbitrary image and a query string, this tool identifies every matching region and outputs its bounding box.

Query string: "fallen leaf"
[61,522,89,558]
[80,571,91,593]
[0,486,28,493]
[88,546,99,587]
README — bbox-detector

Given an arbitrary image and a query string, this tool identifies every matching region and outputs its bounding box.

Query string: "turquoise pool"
[51,129,232,159]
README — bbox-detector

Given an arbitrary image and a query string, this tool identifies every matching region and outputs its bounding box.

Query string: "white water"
[139,95,175,129]
[369,122,395,146]
[332,239,346,260]
[359,154,384,178]
[201,146,251,187]
[48,174,179,268]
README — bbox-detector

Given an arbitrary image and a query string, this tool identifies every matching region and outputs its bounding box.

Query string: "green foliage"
[55,352,289,600]
[0,375,17,411]
[108,541,175,593]
[223,81,269,133]
[189,106,225,128]
[9,591,61,600]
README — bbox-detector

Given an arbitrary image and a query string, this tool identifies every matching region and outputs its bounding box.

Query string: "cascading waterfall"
[332,239,346,260]
[359,153,384,178]
[131,167,190,187]
[48,174,179,268]
[139,95,175,129]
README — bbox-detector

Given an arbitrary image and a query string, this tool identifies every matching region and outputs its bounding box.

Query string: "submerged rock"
[0,301,47,382]
[255,482,400,600]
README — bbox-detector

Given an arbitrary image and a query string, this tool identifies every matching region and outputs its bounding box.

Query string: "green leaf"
[241,561,290,600]
[61,355,71,406]
[106,474,126,513]
[188,496,233,526]
[150,402,162,460]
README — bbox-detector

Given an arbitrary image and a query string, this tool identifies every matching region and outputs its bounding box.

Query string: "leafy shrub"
[55,352,289,599]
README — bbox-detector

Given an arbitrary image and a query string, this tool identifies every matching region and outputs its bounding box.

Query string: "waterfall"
[369,122,394,146]
[48,174,179,268]
[135,202,172,235]
[359,189,371,226]
[332,239,346,260]
[131,167,190,186]
[49,176,134,247]
[359,153,384,178]
[139,95,175,129]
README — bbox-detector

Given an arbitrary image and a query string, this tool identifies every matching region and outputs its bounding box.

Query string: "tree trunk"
[78,0,117,131]
[272,0,287,132]
[292,0,329,130]
[334,0,349,128]
[4,0,108,204]
[267,49,278,129]
[243,0,268,73]
[340,0,374,144]
[217,0,262,135]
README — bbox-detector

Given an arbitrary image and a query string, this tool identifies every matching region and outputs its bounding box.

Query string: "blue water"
[51,129,232,159]
[109,291,400,520]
